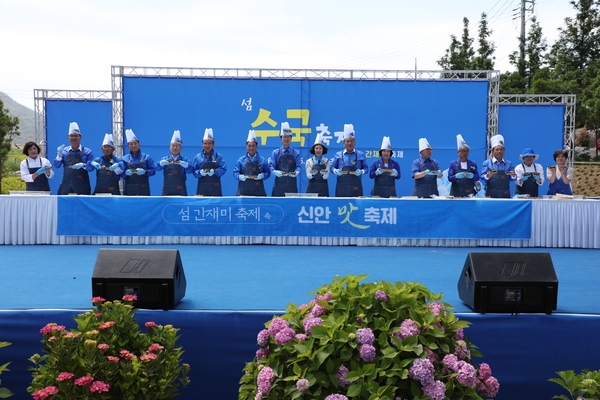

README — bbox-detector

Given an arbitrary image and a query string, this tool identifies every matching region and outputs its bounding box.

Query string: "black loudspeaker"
[457,252,558,314]
[92,249,187,310]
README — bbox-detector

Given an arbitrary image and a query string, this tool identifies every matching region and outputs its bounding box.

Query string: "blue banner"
[57,197,531,239]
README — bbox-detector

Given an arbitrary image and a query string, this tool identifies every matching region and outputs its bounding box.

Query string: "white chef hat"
[203,128,214,142]
[456,134,469,150]
[68,122,80,136]
[246,130,257,143]
[418,138,432,152]
[310,133,328,155]
[490,134,505,149]
[280,122,292,137]
[170,130,183,145]
[102,133,115,148]
[380,136,392,151]
[125,129,139,144]
[342,124,355,139]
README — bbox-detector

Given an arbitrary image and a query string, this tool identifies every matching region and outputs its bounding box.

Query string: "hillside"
[0,91,36,144]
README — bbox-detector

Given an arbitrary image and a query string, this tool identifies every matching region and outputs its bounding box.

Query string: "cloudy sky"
[1,0,575,109]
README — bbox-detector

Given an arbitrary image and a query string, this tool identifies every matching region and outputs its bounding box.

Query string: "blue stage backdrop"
[122,77,490,197]
[498,104,566,196]
[45,99,113,195]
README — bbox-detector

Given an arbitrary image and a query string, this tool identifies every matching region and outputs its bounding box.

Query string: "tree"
[0,100,21,194]
[438,17,474,70]
[472,13,495,70]
[438,14,495,73]
[547,0,600,127]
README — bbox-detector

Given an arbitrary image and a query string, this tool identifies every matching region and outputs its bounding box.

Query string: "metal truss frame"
[34,89,112,154]
[111,66,501,156]
[495,94,577,165]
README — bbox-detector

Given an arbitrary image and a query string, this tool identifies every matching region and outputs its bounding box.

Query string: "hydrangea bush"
[239,275,499,400]
[28,296,190,400]
[550,369,600,399]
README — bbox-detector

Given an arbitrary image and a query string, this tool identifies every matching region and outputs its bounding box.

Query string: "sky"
[1,0,577,110]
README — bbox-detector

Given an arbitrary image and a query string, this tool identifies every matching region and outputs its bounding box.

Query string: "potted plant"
[28,296,190,399]
[239,275,499,400]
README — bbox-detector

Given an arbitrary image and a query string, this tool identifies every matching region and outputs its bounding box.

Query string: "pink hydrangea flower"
[275,327,296,345]
[255,348,269,359]
[107,356,120,363]
[90,297,106,304]
[257,329,270,346]
[325,394,348,400]
[120,350,135,360]
[122,294,137,302]
[476,376,500,397]
[375,290,388,302]
[32,385,59,400]
[98,321,116,330]
[74,376,94,386]
[89,380,110,393]
[422,380,446,400]
[56,372,74,382]
[145,321,158,329]
[97,343,109,351]
[457,362,478,386]
[40,323,65,335]
[303,316,323,334]
[478,362,492,380]
[148,343,164,352]
[409,358,434,385]
[295,333,307,341]
[140,353,158,362]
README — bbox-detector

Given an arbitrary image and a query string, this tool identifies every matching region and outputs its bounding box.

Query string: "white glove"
[391,169,398,177]
[376,168,383,175]
[179,161,189,168]
[72,163,85,169]
[274,170,283,177]
[255,173,264,180]
[136,168,146,175]
[91,161,102,170]
[354,169,363,176]
[238,174,247,181]
[159,159,169,167]
[208,169,215,176]
[56,144,65,157]
[288,172,297,178]
[308,171,316,179]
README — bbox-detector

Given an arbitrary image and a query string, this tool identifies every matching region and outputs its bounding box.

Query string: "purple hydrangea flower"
[303,316,323,334]
[375,290,388,302]
[359,343,376,362]
[336,365,351,387]
[295,333,307,341]
[454,327,464,340]
[476,376,500,397]
[268,318,289,335]
[255,348,269,359]
[274,327,296,345]
[424,347,439,364]
[296,378,310,392]
[324,395,349,400]
[478,362,492,380]
[257,366,275,394]
[310,304,329,317]
[316,292,333,301]
[427,302,446,317]
[392,319,420,345]
[356,328,375,345]
[257,329,270,346]
[442,354,459,372]
[409,358,435,385]
[457,362,478,386]
[422,380,446,400]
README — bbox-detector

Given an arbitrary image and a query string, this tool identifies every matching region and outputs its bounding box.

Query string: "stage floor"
[1,244,599,314]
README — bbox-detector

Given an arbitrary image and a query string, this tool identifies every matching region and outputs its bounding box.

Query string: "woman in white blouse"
[19,141,54,192]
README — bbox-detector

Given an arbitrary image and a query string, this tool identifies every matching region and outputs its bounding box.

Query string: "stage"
[1,244,599,399]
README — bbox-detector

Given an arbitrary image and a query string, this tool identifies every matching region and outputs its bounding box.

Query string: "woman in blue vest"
[411,138,442,198]
[546,149,573,195]
[233,130,270,196]
[193,128,227,196]
[447,134,480,198]
[19,141,54,192]
[369,136,400,198]
[89,134,125,195]
[53,122,94,195]
[331,124,368,197]
[155,130,193,196]
[121,129,156,196]
[269,122,301,197]
[305,132,330,197]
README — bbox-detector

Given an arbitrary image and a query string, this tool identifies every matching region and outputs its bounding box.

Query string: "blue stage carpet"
[1,244,599,314]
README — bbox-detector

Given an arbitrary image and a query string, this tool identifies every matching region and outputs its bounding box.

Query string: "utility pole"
[518,0,536,71]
